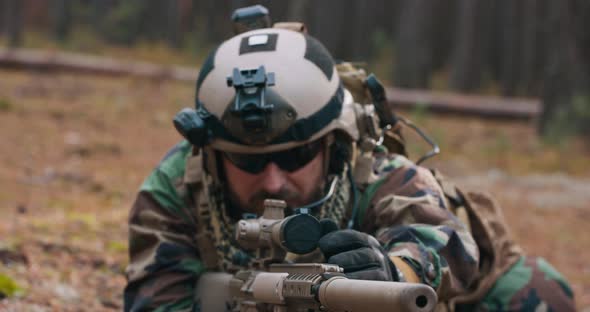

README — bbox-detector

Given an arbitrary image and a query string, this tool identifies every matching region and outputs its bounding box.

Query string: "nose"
[259,162,287,194]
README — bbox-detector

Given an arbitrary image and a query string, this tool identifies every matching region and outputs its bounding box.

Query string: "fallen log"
[0,47,198,81]
[387,87,541,120]
[0,47,541,120]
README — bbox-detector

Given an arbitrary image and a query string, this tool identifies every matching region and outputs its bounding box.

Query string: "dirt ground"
[0,70,588,311]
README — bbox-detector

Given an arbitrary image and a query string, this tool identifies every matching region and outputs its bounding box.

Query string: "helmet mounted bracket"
[226,66,276,134]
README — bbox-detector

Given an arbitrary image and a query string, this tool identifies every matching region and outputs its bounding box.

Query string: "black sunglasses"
[223,140,324,174]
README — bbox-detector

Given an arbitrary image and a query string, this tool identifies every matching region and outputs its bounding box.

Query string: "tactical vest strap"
[194,202,219,270]
[185,150,220,270]
[184,153,203,185]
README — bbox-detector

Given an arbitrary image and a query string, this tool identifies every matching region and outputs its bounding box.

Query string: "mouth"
[250,176,338,216]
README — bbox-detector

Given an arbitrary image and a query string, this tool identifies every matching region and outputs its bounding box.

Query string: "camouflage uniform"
[124,141,575,311]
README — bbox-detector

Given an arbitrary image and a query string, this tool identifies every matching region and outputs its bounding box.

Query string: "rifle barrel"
[318,277,437,312]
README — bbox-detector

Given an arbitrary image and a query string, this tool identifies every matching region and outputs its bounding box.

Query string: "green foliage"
[410,102,431,123]
[107,241,127,253]
[57,28,103,53]
[482,132,512,159]
[101,1,143,45]
[543,95,590,143]
[401,111,448,164]
[0,98,13,112]
[183,31,215,63]
[0,273,24,298]
[65,211,99,230]
[572,95,590,133]
[368,30,394,85]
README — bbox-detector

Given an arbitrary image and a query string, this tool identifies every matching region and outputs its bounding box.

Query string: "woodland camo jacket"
[123,140,573,311]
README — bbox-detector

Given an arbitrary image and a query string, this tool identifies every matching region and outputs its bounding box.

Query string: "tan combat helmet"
[172,27,362,182]
[183,28,359,155]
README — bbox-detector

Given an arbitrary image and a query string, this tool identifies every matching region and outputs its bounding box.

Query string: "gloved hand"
[318,229,396,281]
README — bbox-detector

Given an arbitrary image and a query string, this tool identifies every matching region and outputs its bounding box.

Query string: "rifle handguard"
[228,201,438,311]
[229,270,437,312]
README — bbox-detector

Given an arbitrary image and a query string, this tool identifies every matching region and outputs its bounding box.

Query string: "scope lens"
[281,213,322,254]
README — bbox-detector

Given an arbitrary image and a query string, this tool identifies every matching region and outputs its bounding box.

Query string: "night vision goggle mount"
[226,65,275,133]
[173,65,277,148]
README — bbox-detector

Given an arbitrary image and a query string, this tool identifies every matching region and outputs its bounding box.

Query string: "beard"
[226,184,325,217]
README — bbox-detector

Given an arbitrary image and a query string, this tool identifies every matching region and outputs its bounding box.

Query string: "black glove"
[318,229,396,281]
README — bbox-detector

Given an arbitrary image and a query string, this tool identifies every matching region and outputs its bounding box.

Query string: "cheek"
[222,157,255,197]
[288,151,325,196]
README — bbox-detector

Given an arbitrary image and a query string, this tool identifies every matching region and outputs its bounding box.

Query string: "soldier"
[124,27,575,311]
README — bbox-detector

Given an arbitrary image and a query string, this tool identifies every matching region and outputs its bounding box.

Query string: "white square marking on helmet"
[248,35,269,46]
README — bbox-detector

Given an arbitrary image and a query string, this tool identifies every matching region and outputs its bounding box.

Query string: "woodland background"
[0,1,589,311]
[2,0,590,136]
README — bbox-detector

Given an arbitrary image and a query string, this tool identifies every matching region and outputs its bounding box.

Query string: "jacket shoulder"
[140,140,193,210]
[356,154,447,230]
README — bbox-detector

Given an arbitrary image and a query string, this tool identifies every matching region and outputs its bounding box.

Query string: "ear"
[328,137,351,175]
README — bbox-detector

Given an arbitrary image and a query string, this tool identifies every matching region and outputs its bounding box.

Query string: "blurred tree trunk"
[187,0,199,28]
[430,0,457,71]
[92,0,113,35]
[4,0,23,47]
[286,0,310,22]
[308,0,351,59]
[539,0,590,136]
[166,0,181,48]
[377,0,400,39]
[347,0,379,61]
[53,0,72,42]
[0,1,4,34]
[520,0,539,95]
[188,0,204,37]
[393,0,439,88]
[177,0,194,34]
[497,0,522,96]
[449,0,493,92]
[574,0,590,79]
[489,1,542,96]
[204,0,233,43]
[576,0,590,135]
[139,0,164,41]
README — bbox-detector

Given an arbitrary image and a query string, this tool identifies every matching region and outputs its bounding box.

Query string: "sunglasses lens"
[223,140,323,174]
[223,152,268,174]
[273,141,323,172]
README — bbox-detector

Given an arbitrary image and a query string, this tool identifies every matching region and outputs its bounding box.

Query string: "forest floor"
[0,69,588,311]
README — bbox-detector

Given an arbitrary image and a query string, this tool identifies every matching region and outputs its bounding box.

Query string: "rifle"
[196,199,437,312]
